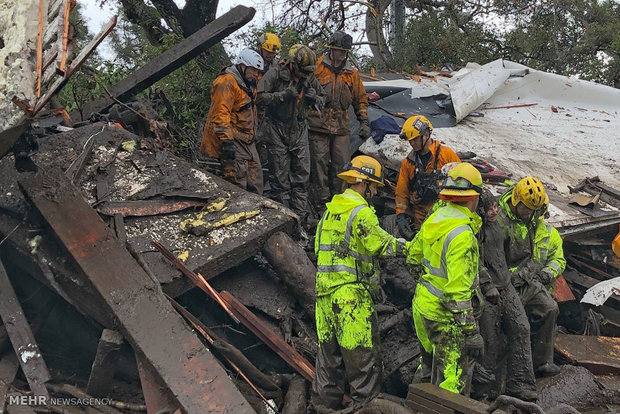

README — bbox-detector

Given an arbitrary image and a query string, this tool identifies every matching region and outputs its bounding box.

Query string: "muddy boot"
[507,389,539,402]
[536,362,560,377]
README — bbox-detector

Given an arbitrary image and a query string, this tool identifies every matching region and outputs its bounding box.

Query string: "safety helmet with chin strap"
[338,155,385,187]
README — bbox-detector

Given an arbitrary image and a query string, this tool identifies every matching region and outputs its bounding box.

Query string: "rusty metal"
[152,241,240,323]
[168,297,277,412]
[97,199,205,217]
[219,291,316,382]
[18,167,255,414]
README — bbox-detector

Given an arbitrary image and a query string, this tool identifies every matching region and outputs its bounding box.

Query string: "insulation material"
[0,0,38,130]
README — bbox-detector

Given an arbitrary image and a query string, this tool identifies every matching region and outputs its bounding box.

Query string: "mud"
[537,365,606,411]
[281,375,307,414]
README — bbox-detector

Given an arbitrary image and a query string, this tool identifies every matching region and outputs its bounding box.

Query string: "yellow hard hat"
[338,155,384,186]
[511,176,547,211]
[289,44,317,77]
[259,32,281,53]
[439,162,483,197]
[400,115,433,141]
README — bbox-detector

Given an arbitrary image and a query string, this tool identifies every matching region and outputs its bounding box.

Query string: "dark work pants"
[479,283,537,395]
[309,131,350,205]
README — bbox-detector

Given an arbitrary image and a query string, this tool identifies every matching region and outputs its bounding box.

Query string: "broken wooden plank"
[78,5,255,118]
[554,334,620,375]
[554,274,576,302]
[408,383,489,414]
[65,131,97,183]
[406,393,455,414]
[219,290,316,382]
[135,351,180,414]
[0,259,50,398]
[86,329,123,397]
[18,168,255,414]
[97,199,205,217]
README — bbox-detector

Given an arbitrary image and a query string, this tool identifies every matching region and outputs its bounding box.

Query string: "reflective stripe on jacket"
[307,55,368,135]
[498,189,566,279]
[315,188,407,297]
[407,203,482,330]
[395,141,460,215]
[200,65,257,158]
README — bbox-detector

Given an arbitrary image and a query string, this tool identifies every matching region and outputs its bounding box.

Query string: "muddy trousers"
[517,281,559,369]
[308,131,350,205]
[412,308,471,395]
[312,285,381,409]
[478,284,536,395]
[264,122,310,219]
[220,139,264,195]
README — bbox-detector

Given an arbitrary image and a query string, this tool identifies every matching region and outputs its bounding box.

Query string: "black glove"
[304,87,317,102]
[221,141,235,160]
[397,213,415,240]
[516,260,543,282]
[484,286,500,305]
[358,122,371,139]
[280,85,298,101]
[537,269,555,286]
[463,331,484,359]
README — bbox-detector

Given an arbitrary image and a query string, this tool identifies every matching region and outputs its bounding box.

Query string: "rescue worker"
[200,48,264,194]
[406,162,484,395]
[255,32,281,192]
[497,177,565,377]
[395,115,461,239]
[477,189,538,401]
[312,155,408,410]
[257,32,281,74]
[256,44,325,221]
[308,31,370,205]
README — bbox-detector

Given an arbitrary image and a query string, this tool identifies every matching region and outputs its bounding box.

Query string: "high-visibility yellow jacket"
[200,65,257,158]
[315,188,407,298]
[407,202,482,331]
[498,190,566,283]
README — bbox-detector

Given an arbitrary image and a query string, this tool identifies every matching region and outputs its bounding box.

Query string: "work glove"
[397,213,415,240]
[304,87,317,103]
[358,122,371,139]
[484,286,500,305]
[221,140,236,160]
[515,259,543,283]
[463,331,485,359]
[537,268,555,286]
[280,85,298,101]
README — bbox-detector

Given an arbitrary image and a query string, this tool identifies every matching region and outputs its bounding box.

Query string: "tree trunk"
[366,0,394,71]
[262,232,316,321]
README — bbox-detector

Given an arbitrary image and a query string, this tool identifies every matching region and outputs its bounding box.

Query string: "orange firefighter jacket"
[395,140,461,215]
[201,65,257,158]
[307,55,368,135]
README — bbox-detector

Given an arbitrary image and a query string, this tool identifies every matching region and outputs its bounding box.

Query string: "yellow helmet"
[259,32,281,53]
[338,155,384,186]
[511,176,547,211]
[400,115,433,141]
[289,44,317,78]
[439,162,483,197]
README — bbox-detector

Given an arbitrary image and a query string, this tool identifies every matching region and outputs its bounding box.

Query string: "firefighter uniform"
[497,179,565,374]
[256,46,324,219]
[406,162,484,395]
[201,64,263,193]
[312,156,408,409]
[308,54,369,203]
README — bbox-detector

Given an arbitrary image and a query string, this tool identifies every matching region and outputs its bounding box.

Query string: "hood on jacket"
[325,188,368,216]
[321,54,354,73]
[421,202,482,256]
[224,65,253,94]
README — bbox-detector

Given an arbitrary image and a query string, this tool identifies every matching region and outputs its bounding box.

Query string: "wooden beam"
[555,334,620,375]
[56,0,73,75]
[36,0,45,98]
[79,5,255,118]
[0,259,50,398]
[18,167,255,414]
[86,329,124,397]
[407,383,490,414]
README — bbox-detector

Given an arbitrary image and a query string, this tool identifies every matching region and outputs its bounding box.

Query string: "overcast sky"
[80,0,267,59]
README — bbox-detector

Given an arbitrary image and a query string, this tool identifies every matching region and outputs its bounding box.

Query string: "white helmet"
[236,48,264,71]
